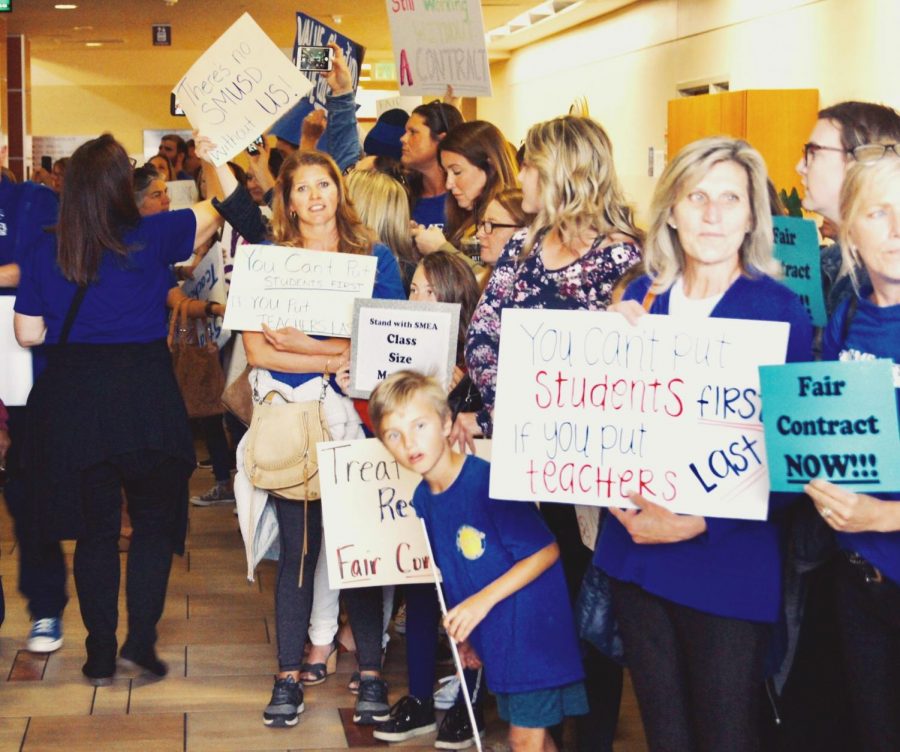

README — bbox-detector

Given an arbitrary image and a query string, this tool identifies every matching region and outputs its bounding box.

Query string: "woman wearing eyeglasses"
[473,188,535,269]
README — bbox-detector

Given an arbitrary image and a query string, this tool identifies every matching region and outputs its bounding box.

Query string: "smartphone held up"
[298,45,333,72]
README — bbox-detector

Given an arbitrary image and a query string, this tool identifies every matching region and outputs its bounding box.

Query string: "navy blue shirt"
[411,193,447,229]
[414,455,584,693]
[270,242,405,387]
[824,293,900,585]
[596,274,814,622]
[15,209,196,343]
[0,177,58,272]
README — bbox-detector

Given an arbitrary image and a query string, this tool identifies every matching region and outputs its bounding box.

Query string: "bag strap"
[640,289,656,312]
[839,295,859,345]
[59,285,88,346]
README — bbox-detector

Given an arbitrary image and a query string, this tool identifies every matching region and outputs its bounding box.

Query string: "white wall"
[478,0,900,220]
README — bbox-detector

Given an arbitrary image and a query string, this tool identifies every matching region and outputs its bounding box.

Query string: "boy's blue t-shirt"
[15,209,196,344]
[412,455,584,694]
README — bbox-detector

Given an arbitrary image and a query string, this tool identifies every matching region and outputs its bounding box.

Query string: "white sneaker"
[433,674,460,710]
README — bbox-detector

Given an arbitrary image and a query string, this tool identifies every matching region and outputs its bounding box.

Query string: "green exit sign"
[0,0,11,13]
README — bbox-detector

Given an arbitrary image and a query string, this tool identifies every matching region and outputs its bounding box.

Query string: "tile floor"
[0,466,648,751]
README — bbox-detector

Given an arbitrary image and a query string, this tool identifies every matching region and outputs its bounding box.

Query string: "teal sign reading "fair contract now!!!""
[772,216,828,327]
[759,359,900,492]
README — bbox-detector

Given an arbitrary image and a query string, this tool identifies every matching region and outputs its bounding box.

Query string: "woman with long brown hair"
[13,133,223,685]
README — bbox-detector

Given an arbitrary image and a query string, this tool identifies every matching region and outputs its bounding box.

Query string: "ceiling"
[5,0,635,69]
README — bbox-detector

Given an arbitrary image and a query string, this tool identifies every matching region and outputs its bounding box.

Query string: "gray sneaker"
[263,675,304,727]
[190,482,235,506]
[353,677,391,724]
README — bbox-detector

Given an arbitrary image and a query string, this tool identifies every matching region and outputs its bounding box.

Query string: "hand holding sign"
[805,479,900,534]
[608,493,708,544]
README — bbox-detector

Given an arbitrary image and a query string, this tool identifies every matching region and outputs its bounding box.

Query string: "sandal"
[300,643,338,686]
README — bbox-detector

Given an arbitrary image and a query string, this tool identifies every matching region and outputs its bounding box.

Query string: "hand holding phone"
[298,45,333,72]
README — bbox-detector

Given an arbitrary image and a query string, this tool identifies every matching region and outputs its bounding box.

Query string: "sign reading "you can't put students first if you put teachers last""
[490,309,790,521]
[221,245,377,336]
[172,13,314,165]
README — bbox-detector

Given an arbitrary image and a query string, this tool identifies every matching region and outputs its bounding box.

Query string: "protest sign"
[319,438,491,589]
[172,13,314,165]
[376,95,422,116]
[490,309,790,520]
[0,296,32,406]
[180,242,230,348]
[348,299,460,398]
[759,359,900,492]
[167,179,199,211]
[773,216,827,327]
[222,245,376,335]
[385,0,492,97]
[292,12,366,122]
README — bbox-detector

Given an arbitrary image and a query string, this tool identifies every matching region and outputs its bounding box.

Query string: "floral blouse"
[465,228,641,435]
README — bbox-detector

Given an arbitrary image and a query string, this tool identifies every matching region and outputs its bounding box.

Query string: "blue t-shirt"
[0,177,58,271]
[413,455,584,694]
[270,242,405,387]
[15,209,196,344]
[824,292,900,585]
[411,193,447,229]
[596,274,814,622]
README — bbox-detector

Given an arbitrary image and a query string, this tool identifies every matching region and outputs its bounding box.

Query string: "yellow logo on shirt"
[456,526,486,560]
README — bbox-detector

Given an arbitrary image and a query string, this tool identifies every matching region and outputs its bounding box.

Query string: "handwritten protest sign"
[773,216,827,327]
[376,95,422,116]
[319,438,491,589]
[385,0,492,97]
[180,242,230,349]
[759,360,900,492]
[0,296,33,406]
[490,309,790,520]
[348,299,460,398]
[222,245,376,335]
[172,13,314,165]
[167,179,199,211]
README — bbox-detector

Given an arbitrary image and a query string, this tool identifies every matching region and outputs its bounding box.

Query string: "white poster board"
[376,95,422,116]
[167,179,199,211]
[0,297,33,406]
[491,309,790,521]
[172,13,314,165]
[319,438,491,589]
[222,245,377,335]
[180,242,230,348]
[348,299,460,398]
[385,0,491,96]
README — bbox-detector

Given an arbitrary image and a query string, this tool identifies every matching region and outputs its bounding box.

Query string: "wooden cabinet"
[668,89,819,199]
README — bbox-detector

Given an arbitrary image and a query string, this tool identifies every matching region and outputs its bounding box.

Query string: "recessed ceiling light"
[85,42,102,47]
[73,25,93,31]
[55,4,78,9]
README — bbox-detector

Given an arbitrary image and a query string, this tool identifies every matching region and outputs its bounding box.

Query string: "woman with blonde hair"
[211,147,405,728]
[464,114,641,752]
[345,168,419,291]
[806,151,900,752]
[596,136,813,752]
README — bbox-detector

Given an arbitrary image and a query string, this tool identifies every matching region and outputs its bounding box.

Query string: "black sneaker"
[435,701,485,750]
[373,695,437,741]
[263,675,304,727]
[353,676,391,724]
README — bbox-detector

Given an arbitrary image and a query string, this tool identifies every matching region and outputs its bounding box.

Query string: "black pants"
[541,503,623,752]
[273,498,384,673]
[610,578,769,752]
[2,405,68,621]
[834,554,900,752]
[75,452,188,660]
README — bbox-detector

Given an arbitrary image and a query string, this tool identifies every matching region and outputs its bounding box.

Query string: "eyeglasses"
[802,142,849,164]
[476,220,521,235]
[850,143,900,163]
